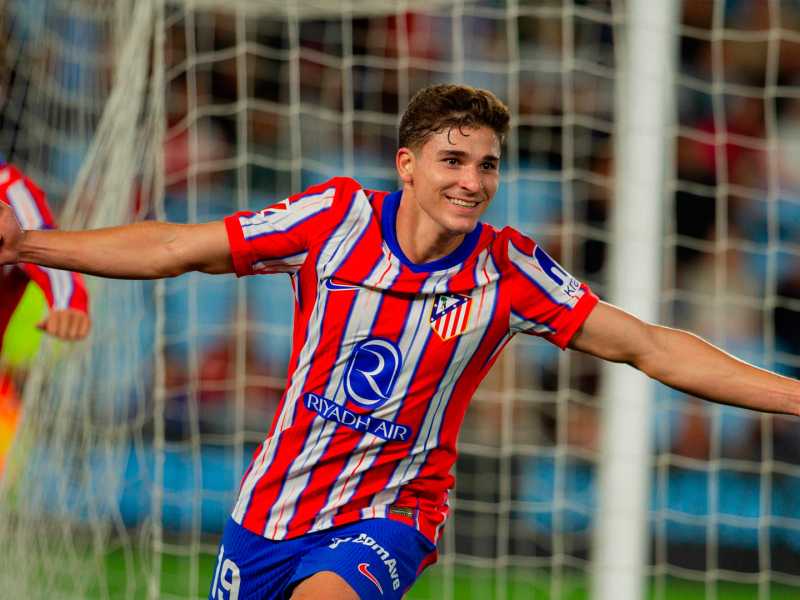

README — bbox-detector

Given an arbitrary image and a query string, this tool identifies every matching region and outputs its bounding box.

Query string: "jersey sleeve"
[506,231,598,350]
[1,169,89,313]
[223,178,349,277]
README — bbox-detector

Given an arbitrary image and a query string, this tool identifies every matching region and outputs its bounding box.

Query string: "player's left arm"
[568,301,800,417]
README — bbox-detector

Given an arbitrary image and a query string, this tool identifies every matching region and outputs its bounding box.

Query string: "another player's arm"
[568,301,800,417]
[0,201,234,278]
[4,182,92,340]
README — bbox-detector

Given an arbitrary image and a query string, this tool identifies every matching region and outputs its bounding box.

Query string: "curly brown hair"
[398,84,510,154]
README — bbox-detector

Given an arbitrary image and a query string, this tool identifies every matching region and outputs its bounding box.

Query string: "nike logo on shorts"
[358,563,383,595]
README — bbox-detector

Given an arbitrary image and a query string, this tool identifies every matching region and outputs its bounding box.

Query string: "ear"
[396,148,415,184]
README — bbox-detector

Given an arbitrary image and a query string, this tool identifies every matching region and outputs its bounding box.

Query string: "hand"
[37,309,92,341]
[0,200,24,265]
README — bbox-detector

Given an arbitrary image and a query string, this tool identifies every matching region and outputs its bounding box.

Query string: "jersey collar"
[381,189,483,274]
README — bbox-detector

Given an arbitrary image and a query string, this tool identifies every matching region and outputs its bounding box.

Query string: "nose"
[459,165,481,193]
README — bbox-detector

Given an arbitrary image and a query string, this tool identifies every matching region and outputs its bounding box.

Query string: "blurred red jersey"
[0,162,89,351]
[224,177,598,547]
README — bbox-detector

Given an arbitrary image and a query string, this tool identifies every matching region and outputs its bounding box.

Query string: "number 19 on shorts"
[211,545,240,600]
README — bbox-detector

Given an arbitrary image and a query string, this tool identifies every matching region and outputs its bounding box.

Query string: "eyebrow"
[437,149,500,162]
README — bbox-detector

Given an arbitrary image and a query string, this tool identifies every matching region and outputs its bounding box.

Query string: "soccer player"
[0,154,91,477]
[0,155,91,346]
[0,85,798,600]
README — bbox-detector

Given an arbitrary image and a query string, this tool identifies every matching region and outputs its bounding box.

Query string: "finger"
[44,316,59,338]
[65,314,77,340]
[68,313,84,341]
[57,313,71,340]
[37,314,60,338]
[67,312,78,340]
[77,315,91,339]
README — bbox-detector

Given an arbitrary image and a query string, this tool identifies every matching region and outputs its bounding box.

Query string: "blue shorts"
[208,517,437,600]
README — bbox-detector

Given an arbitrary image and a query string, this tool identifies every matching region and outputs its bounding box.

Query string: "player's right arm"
[0,200,234,279]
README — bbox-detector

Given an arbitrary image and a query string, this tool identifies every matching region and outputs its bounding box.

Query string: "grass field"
[95,548,800,599]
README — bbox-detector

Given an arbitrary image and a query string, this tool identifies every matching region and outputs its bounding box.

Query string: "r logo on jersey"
[345,338,403,410]
[430,293,472,341]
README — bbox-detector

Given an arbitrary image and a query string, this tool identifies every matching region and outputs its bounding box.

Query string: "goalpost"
[592,1,678,599]
[1,1,800,599]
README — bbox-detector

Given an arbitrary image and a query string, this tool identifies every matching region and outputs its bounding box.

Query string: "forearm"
[19,221,231,279]
[637,326,800,417]
[570,302,800,418]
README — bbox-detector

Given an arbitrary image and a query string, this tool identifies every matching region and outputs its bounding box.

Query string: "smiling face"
[397,126,501,243]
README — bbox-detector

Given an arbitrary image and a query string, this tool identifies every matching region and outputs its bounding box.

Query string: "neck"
[394,186,465,264]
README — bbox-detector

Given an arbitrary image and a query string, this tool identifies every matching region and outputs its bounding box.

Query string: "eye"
[445,158,459,166]
[482,162,497,171]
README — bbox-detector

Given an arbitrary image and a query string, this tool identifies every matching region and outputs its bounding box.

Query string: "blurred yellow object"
[1,283,46,367]
[0,373,21,479]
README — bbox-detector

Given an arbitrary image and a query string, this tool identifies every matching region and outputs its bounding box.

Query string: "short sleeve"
[0,165,89,313]
[506,232,598,350]
[224,180,341,277]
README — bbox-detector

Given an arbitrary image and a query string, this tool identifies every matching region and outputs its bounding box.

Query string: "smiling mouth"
[447,196,478,208]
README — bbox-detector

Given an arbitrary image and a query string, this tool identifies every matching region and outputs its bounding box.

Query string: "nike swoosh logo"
[358,563,383,595]
[324,278,360,291]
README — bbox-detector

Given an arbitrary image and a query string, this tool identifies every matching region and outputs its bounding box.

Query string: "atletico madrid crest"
[430,293,473,341]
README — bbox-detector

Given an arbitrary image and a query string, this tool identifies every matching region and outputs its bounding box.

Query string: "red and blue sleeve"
[224,177,358,277]
[2,169,88,314]
[505,230,598,350]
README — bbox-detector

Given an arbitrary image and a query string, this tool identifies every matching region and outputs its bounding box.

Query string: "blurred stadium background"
[1,0,800,598]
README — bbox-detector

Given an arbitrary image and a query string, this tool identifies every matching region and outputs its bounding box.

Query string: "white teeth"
[447,197,477,208]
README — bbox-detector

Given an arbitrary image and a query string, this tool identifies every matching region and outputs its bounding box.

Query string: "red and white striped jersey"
[0,162,89,351]
[224,177,598,546]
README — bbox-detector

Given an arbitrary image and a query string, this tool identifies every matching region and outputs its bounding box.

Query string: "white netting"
[5,1,616,598]
[7,1,800,599]
[653,1,800,598]
[0,0,166,598]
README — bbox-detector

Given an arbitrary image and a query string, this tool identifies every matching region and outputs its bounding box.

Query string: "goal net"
[655,1,800,599]
[0,0,798,599]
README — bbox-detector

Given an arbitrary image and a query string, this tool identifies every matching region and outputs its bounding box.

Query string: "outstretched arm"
[568,301,800,417]
[0,200,234,279]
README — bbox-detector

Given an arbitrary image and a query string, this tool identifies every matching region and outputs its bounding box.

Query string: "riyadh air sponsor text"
[304,393,412,441]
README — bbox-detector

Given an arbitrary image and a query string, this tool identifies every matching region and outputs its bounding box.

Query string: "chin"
[443,219,479,236]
